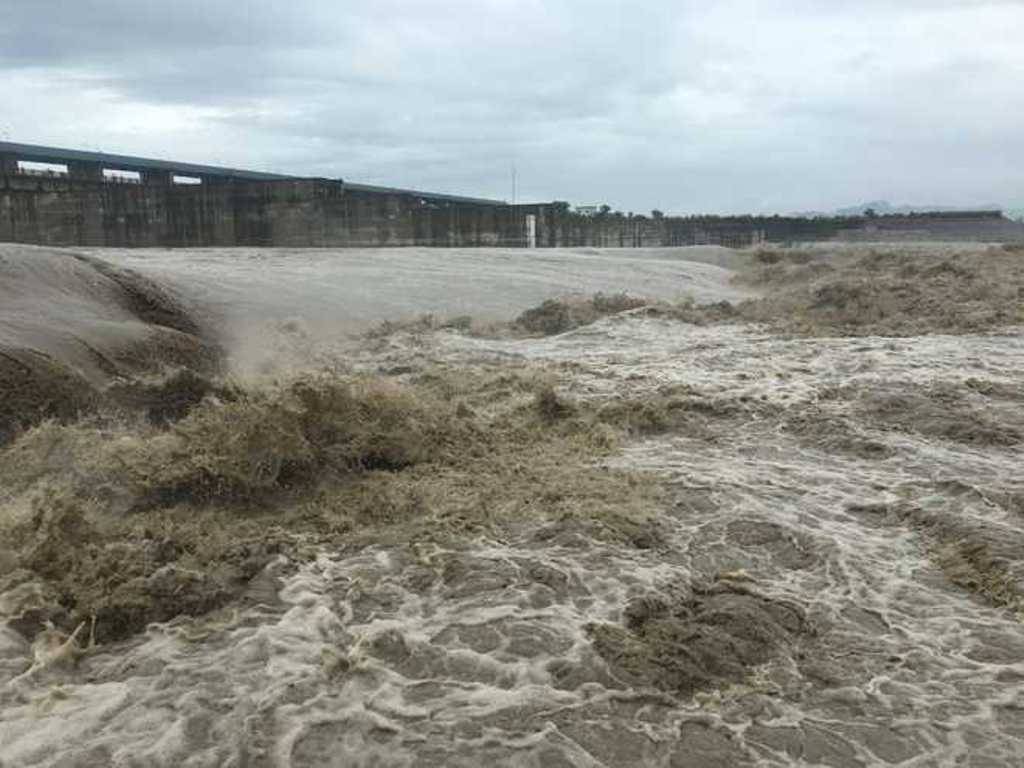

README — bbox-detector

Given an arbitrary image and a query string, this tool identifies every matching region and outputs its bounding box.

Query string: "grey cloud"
[2,0,1022,213]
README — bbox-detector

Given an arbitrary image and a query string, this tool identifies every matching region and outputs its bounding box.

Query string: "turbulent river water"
[2,245,1023,767]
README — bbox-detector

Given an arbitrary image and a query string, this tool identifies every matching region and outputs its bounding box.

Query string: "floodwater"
[84,245,752,332]
[2,245,1023,766]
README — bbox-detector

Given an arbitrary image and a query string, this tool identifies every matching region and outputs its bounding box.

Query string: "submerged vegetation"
[362,291,651,340]
[5,243,1023,649]
[3,243,1023,714]
[729,245,1024,335]
[364,245,1024,346]
[0,365,671,644]
[0,350,98,447]
[5,243,1024,764]
[513,292,649,335]
[588,579,811,695]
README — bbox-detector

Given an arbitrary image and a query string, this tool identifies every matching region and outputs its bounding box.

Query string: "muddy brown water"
[1,244,1023,766]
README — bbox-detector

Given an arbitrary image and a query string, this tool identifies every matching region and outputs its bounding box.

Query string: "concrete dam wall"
[0,169,773,249]
[0,175,535,248]
[3,142,1022,248]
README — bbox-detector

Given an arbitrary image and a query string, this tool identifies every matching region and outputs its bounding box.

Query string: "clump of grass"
[592,385,767,437]
[596,396,693,436]
[105,368,240,425]
[1,487,267,643]
[365,313,477,339]
[849,487,1024,616]
[811,379,1023,448]
[663,246,1024,337]
[0,373,461,514]
[514,292,649,336]
[1,340,223,447]
[534,385,576,422]
[932,539,1023,615]
[587,580,810,695]
[109,375,458,508]
[0,348,98,447]
[751,247,817,266]
[0,366,667,643]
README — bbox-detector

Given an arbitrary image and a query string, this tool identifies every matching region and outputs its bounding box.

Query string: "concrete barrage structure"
[0,142,538,248]
[2,142,1022,248]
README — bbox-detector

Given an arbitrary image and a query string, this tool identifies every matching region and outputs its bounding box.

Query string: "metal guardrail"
[17,168,67,178]
[10,168,144,184]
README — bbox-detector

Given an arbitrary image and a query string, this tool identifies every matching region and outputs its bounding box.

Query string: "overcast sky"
[2,1,1022,213]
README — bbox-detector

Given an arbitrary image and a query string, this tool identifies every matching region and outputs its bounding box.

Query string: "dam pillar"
[141,169,173,185]
[0,154,18,176]
[525,214,537,248]
[67,161,104,181]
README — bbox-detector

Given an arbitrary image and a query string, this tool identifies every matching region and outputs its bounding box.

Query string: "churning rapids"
[1,244,1023,766]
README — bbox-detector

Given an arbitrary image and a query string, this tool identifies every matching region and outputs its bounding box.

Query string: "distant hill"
[834,200,1004,217]
[793,201,1007,218]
